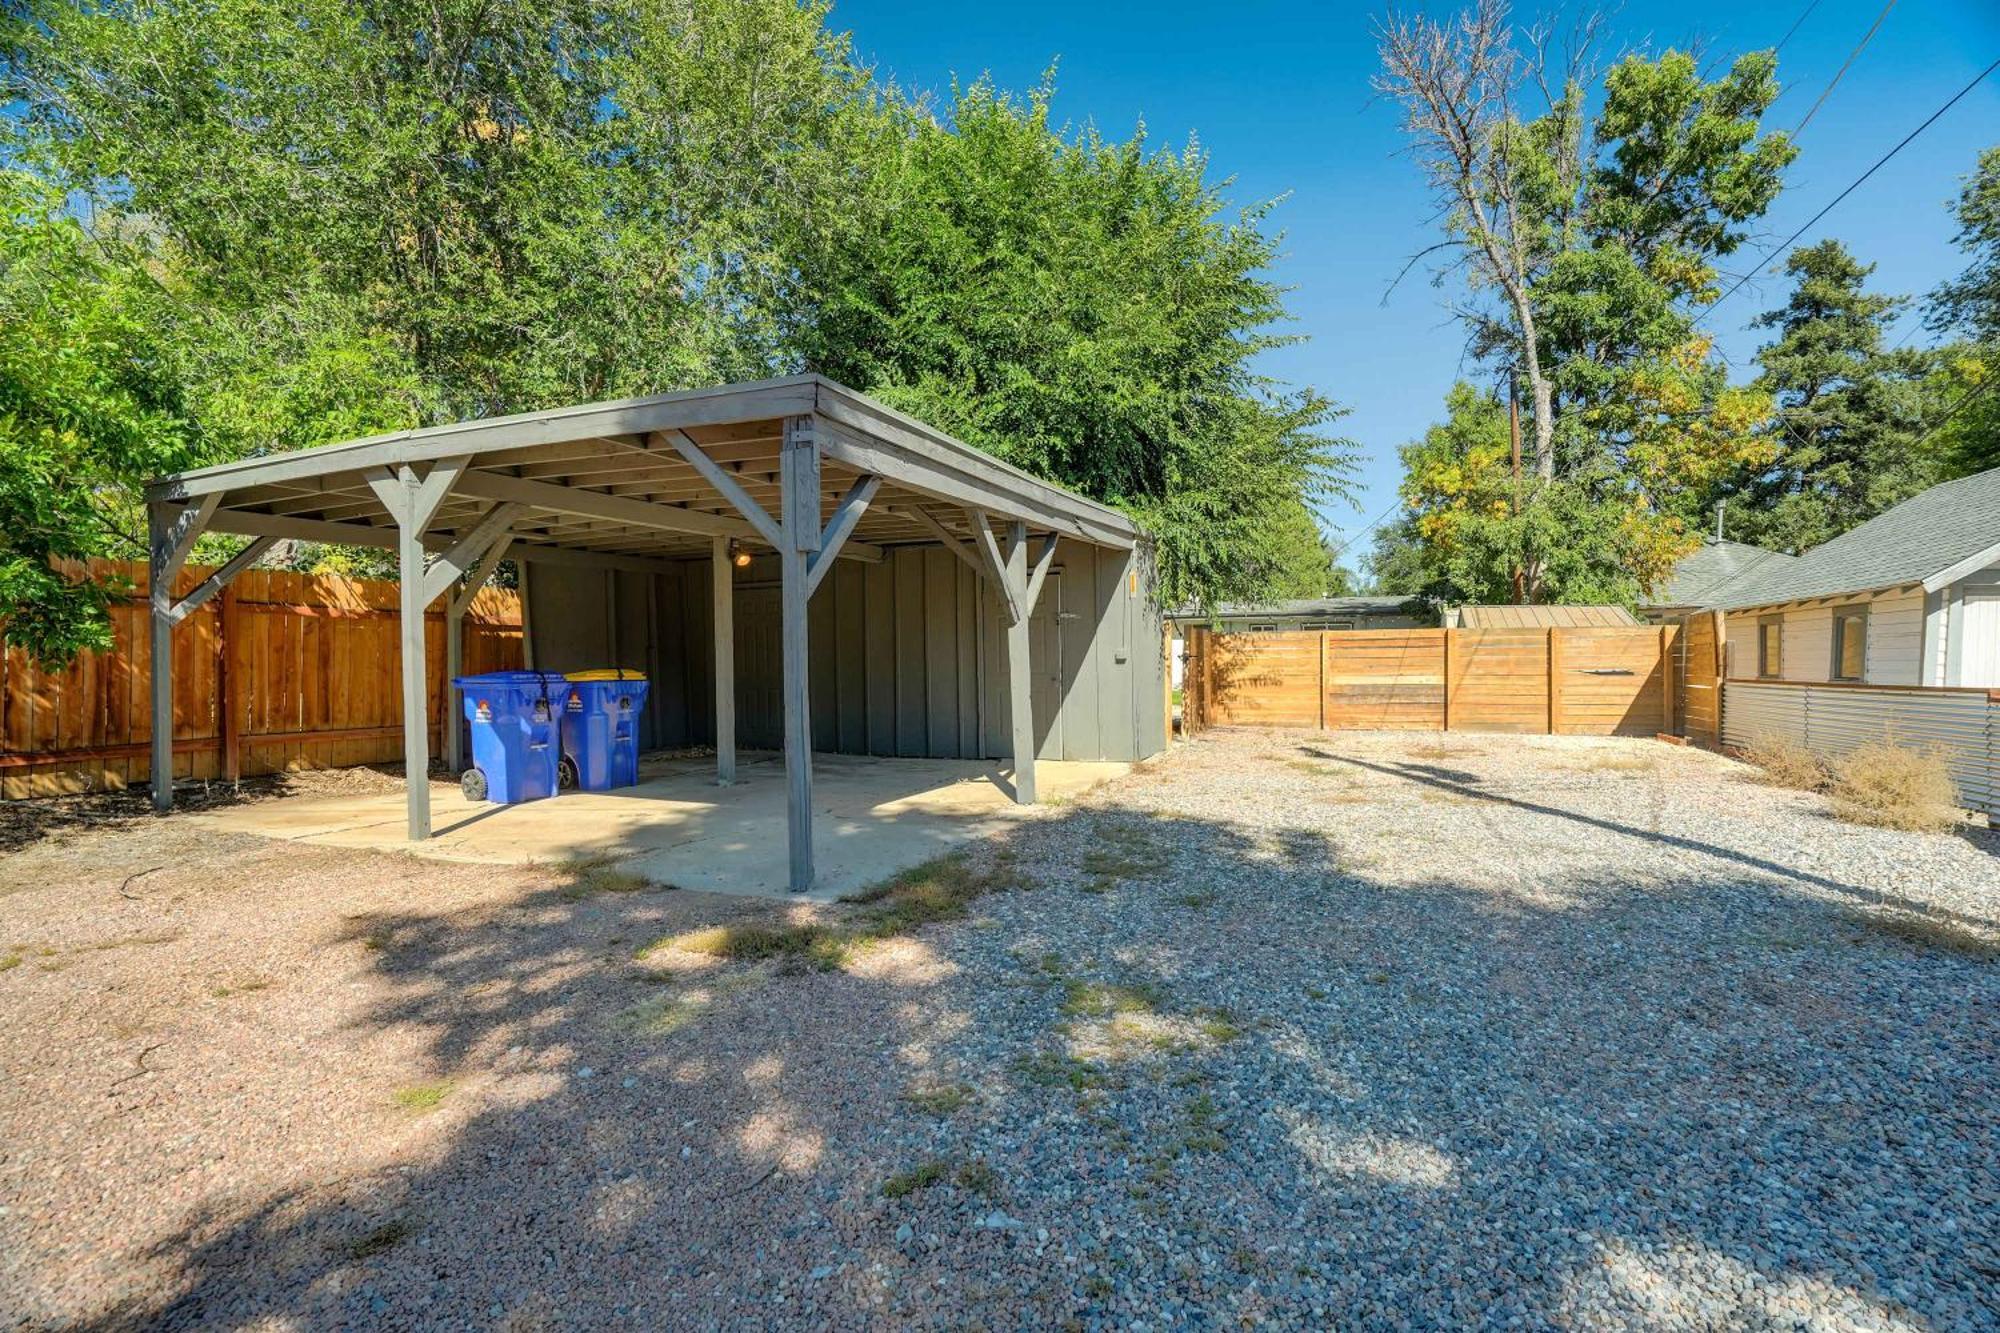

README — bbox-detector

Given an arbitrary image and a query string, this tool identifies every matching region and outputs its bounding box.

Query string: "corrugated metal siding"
[527,539,1165,765]
[1722,680,1998,816]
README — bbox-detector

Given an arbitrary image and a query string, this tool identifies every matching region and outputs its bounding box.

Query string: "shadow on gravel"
[49,745,2000,1330]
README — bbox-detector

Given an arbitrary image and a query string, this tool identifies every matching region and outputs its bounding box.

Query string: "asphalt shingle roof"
[1646,540,1796,609]
[1705,467,2000,611]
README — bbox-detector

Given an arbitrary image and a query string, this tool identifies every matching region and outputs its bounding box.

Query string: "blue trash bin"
[453,671,572,803]
[560,669,651,791]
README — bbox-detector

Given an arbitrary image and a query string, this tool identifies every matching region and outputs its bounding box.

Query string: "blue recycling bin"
[453,671,572,803]
[560,670,650,791]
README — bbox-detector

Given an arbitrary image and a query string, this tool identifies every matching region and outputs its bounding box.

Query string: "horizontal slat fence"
[1184,624,1676,738]
[1722,679,2000,818]
[2,560,522,798]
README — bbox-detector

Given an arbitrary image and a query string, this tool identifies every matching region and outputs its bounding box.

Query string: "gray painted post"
[711,535,737,784]
[779,416,820,892]
[147,502,175,812]
[1004,520,1037,804]
[445,602,465,773]
[393,470,433,840]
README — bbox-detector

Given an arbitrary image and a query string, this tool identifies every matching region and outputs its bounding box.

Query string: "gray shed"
[142,375,1167,892]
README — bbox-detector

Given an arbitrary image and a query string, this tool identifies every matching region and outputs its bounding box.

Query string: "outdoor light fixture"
[729,539,752,568]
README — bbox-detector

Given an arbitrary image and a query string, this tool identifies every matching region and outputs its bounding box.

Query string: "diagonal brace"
[421,502,522,605]
[966,509,1023,625]
[166,535,278,626]
[806,476,881,596]
[658,429,783,548]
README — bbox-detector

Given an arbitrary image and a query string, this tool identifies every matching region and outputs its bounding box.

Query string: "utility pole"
[1509,374,1525,604]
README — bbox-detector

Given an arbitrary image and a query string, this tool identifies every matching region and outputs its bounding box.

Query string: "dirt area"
[2,730,1995,1329]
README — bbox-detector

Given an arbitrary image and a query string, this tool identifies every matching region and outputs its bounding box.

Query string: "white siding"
[1723,586,1926,685]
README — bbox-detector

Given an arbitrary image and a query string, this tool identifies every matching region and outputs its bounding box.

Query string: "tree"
[1925,146,2000,477]
[790,79,1355,609]
[0,170,212,664]
[1375,4,1790,596]
[1715,240,1931,552]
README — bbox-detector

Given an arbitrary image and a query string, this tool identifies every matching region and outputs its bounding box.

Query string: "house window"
[1757,615,1784,678]
[1830,607,1867,682]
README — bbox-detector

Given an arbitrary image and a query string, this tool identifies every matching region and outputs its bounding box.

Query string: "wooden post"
[1317,632,1329,731]
[1441,629,1454,733]
[393,472,433,839]
[1004,520,1036,804]
[1547,627,1562,735]
[711,535,737,785]
[779,416,818,892]
[220,584,243,783]
[147,502,175,811]
[1659,623,1676,735]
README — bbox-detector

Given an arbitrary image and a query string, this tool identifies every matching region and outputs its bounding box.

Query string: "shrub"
[1738,734,1830,791]
[1828,741,1960,833]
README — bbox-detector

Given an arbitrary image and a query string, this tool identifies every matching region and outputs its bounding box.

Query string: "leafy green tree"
[1376,7,1788,591]
[1716,240,1932,552]
[0,170,211,664]
[1925,146,2000,477]
[790,79,1354,609]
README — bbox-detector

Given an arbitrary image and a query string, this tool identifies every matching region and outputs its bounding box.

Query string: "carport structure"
[144,376,1150,892]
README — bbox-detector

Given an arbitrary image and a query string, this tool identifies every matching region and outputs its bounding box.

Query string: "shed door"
[1033,572,1064,759]
[1959,593,2000,687]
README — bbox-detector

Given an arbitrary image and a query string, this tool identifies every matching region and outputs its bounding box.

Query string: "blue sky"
[831,0,2000,569]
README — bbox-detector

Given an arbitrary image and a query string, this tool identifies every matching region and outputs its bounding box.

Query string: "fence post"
[1317,632,1328,731]
[1547,628,1562,735]
[220,584,242,783]
[1441,630,1454,733]
[1659,623,1675,736]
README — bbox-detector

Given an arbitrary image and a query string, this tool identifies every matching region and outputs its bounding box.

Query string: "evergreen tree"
[1722,240,1932,552]
[1925,146,2000,477]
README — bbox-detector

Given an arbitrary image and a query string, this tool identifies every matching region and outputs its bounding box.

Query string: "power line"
[1790,0,1895,137]
[1908,372,1997,452]
[1773,0,1825,55]
[1329,494,1407,562]
[1696,55,2000,327]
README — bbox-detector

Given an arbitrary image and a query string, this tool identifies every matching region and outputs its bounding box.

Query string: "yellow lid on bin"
[566,669,647,681]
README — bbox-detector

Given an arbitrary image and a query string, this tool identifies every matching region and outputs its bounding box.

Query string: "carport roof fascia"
[143,373,1141,547]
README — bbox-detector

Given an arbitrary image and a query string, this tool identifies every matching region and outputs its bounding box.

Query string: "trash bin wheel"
[461,767,489,802]
[558,754,579,791]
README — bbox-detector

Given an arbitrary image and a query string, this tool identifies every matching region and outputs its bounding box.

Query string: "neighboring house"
[1695,467,2000,688]
[1171,597,1429,633]
[1445,604,1640,629]
[1639,539,1797,622]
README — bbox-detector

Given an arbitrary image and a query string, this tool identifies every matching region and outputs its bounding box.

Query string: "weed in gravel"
[80,930,182,952]
[1843,908,2000,960]
[0,953,19,972]
[881,1159,950,1198]
[1196,1010,1244,1043]
[1575,753,1658,773]
[211,978,272,999]
[1079,822,1167,892]
[1181,1092,1226,1153]
[342,1220,412,1261]
[390,1081,453,1113]
[904,1081,975,1115]
[620,990,712,1035]
[1739,734,1830,792]
[1828,742,1960,833]
[1280,759,1331,776]
[954,1160,997,1194]
[1303,985,1328,1000]
[1406,744,1483,761]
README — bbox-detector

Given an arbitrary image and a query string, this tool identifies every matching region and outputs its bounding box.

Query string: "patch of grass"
[0,954,19,973]
[390,1081,453,1113]
[903,1081,975,1115]
[211,978,272,999]
[954,1160,997,1194]
[1406,744,1482,760]
[362,928,394,952]
[1280,758,1331,776]
[342,1220,411,1261]
[1013,1050,1109,1092]
[558,853,654,899]
[645,921,849,971]
[1828,741,1960,833]
[1843,909,1999,960]
[1061,978,1164,1019]
[881,1159,950,1199]
[1576,752,1658,773]
[1195,1010,1243,1043]
[1174,890,1217,908]
[1738,734,1830,792]
[1303,985,1328,1000]
[619,990,711,1035]
[1079,821,1168,892]
[80,930,181,953]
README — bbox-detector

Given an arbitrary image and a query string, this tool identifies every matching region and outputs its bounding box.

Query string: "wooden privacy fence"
[1,561,523,798]
[1183,625,1679,738]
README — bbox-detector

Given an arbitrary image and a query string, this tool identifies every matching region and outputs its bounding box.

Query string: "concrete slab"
[189,751,1127,900]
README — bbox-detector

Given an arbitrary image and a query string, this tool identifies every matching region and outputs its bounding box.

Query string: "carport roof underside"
[144,374,1138,567]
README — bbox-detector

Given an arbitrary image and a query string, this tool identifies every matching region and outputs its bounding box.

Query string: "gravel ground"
[2,729,1995,1331]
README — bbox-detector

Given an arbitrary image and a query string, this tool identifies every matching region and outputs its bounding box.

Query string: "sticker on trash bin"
[567,695,583,712]
[475,699,491,720]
